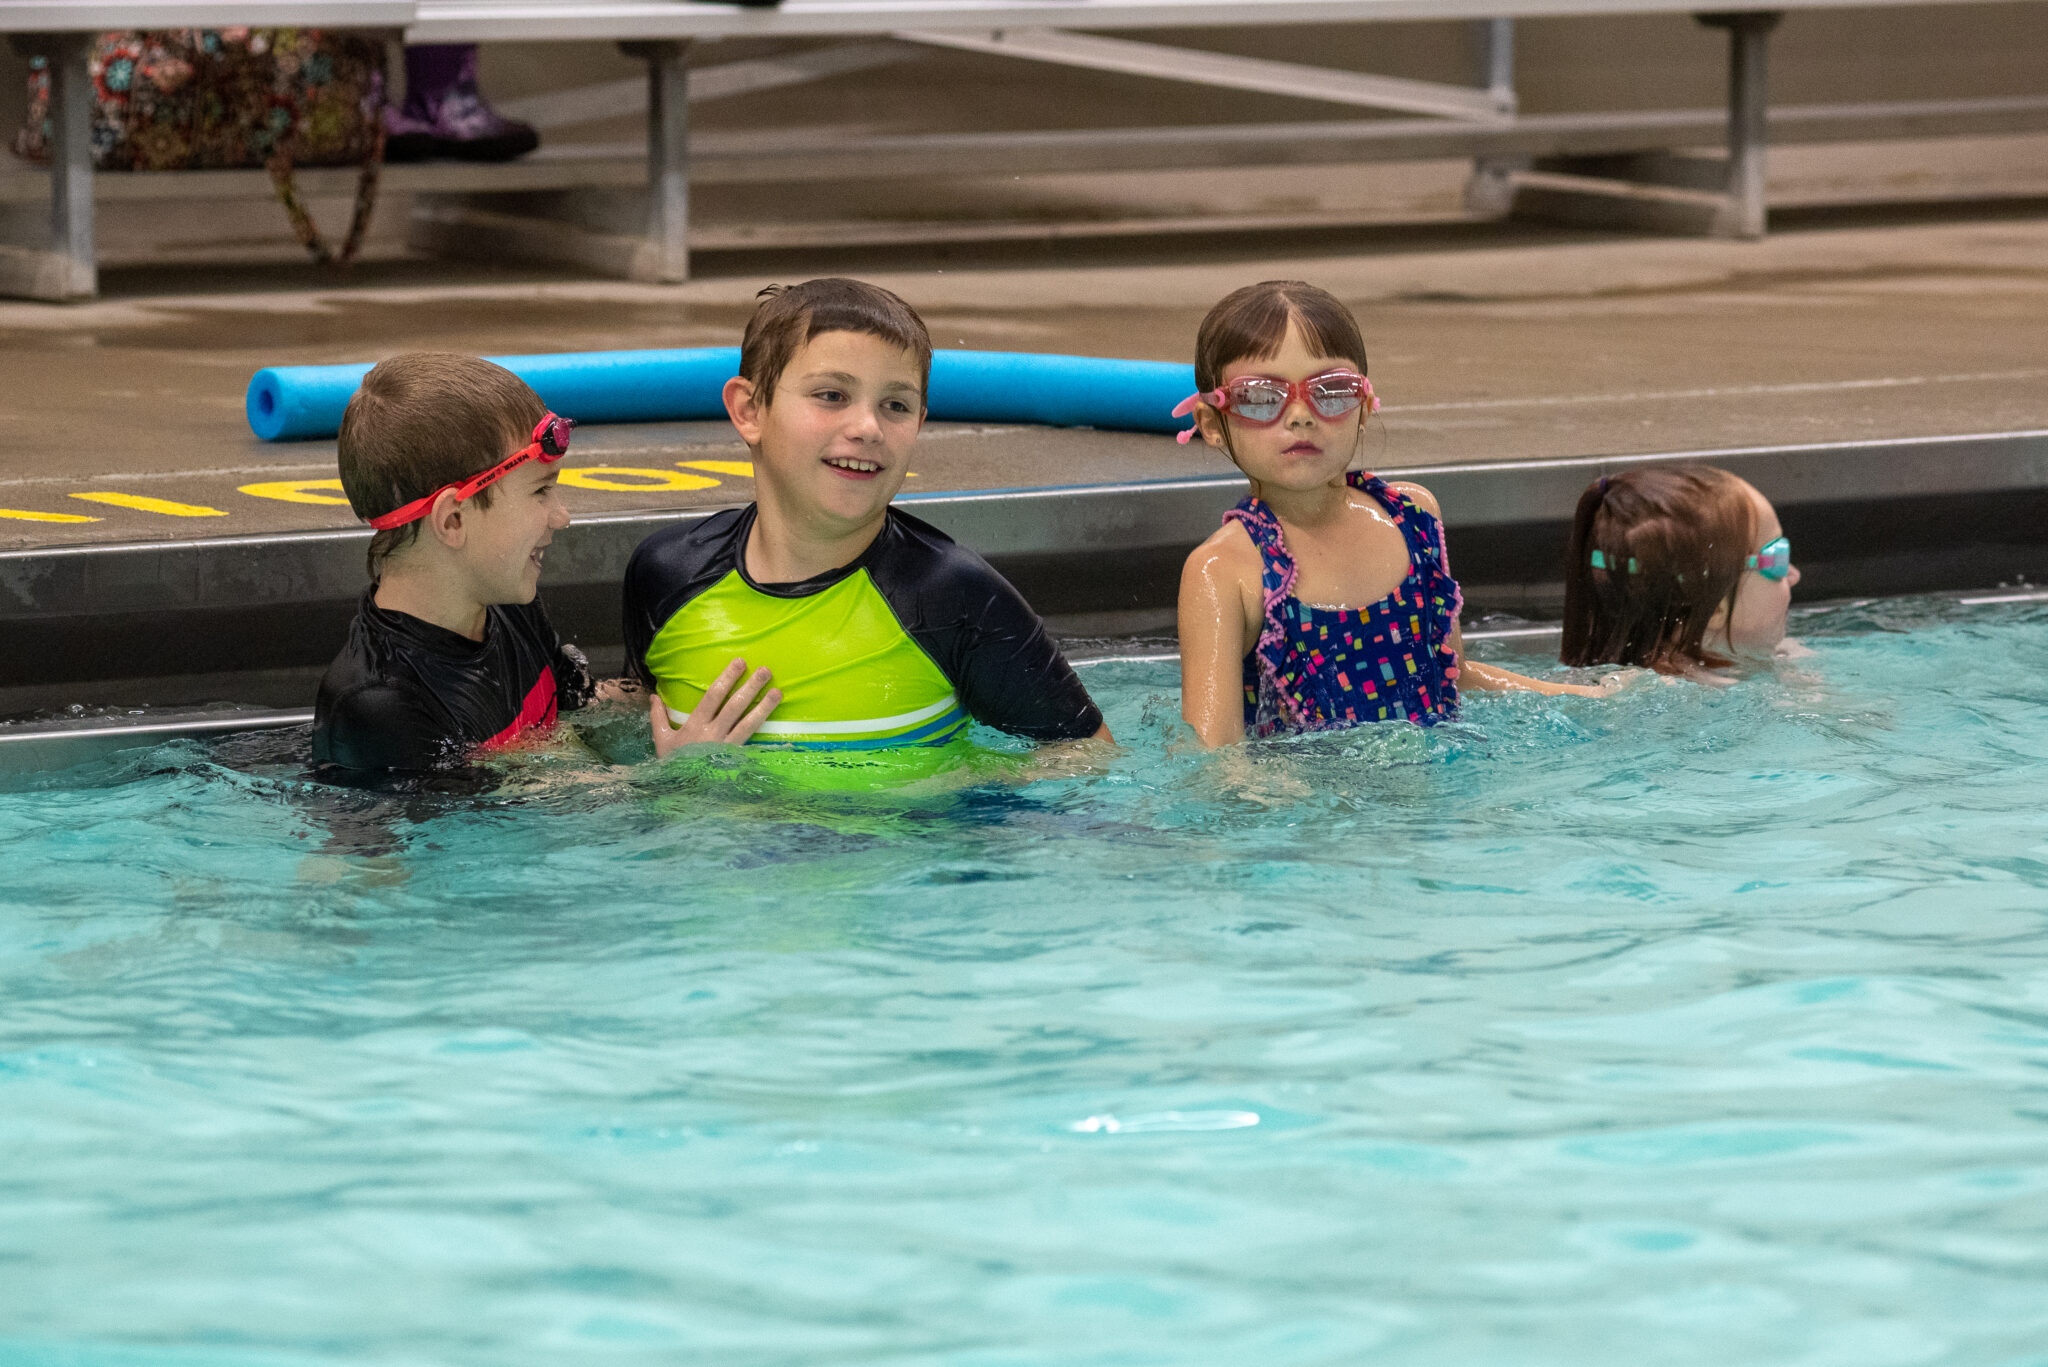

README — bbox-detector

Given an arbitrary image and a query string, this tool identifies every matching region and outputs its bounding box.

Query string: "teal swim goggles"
[1591,536,1792,580]
[1747,536,1793,580]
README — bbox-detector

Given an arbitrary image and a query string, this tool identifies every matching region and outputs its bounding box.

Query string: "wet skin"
[1177,321,1609,748]
[372,438,777,749]
[722,330,926,586]
[374,454,571,642]
[1711,480,1802,658]
[723,329,1112,744]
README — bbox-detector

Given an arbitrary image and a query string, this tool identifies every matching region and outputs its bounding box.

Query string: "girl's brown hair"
[1559,465,1758,674]
[1194,280,1367,391]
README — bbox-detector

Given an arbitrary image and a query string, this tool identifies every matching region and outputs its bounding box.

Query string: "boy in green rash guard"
[625,278,1111,765]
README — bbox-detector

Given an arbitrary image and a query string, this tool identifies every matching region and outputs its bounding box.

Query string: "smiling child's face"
[740,330,925,537]
[457,455,570,606]
[1196,320,1363,493]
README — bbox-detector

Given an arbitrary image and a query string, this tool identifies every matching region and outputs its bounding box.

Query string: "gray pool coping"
[3,426,2046,745]
[5,428,2044,623]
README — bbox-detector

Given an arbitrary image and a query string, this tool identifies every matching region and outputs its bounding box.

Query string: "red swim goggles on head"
[365,412,576,531]
[1171,369,1379,444]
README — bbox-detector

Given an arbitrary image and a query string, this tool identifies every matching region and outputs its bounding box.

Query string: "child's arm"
[1387,480,1608,700]
[1178,525,1259,747]
[1458,652,1609,697]
[930,553,1112,744]
[649,658,782,758]
[318,682,465,774]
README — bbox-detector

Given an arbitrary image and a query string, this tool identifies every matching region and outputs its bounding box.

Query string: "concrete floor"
[4,206,2046,549]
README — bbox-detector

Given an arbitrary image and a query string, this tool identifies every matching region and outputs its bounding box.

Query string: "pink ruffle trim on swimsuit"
[1221,501,1310,729]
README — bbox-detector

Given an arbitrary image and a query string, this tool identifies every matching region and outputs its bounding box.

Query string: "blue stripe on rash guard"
[771,708,971,752]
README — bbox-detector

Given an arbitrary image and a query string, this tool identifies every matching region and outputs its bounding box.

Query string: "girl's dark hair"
[1560,465,1758,674]
[1194,280,1367,391]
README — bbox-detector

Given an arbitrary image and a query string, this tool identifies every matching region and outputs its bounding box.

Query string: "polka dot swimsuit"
[1229,472,1463,737]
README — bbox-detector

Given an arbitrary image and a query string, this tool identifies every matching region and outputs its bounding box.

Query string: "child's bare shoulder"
[1182,519,1262,586]
[1385,479,1442,517]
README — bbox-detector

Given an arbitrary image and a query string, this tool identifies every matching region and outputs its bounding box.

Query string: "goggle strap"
[1173,389,1226,444]
[363,411,573,531]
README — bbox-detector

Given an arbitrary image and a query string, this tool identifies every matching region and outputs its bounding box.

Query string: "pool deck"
[3,206,2046,716]
[4,208,2046,547]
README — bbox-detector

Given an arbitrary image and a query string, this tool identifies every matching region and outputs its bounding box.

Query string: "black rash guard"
[622,505,1103,744]
[313,590,596,776]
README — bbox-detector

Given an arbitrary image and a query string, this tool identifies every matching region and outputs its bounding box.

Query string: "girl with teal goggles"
[1565,466,1798,675]
[1593,534,1792,580]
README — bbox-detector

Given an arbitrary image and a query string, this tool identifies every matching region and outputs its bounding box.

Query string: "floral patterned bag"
[14,29,388,265]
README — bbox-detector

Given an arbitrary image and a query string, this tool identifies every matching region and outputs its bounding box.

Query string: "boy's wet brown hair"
[338,353,548,582]
[739,278,933,407]
[1193,280,1369,392]
[1560,465,1758,674]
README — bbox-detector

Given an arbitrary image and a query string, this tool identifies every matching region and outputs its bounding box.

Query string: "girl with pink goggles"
[1171,369,1379,444]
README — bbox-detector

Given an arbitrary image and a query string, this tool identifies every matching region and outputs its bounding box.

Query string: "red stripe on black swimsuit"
[483,667,558,750]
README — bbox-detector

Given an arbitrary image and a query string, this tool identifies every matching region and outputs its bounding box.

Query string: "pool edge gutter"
[2,428,2044,711]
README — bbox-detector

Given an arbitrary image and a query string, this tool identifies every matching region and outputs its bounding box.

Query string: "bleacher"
[3,0,2045,299]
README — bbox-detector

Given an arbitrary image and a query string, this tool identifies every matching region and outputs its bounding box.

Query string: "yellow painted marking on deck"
[239,478,351,506]
[70,491,227,517]
[674,459,918,480]
[559,467,720,493]
[0,507,99,523]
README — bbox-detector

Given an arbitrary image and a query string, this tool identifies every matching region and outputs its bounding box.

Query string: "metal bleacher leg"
[1700,11,1782,239]
[1508,10,1781,239]
[1,34,96,301]
[49,36,97,295]
[626,40,691,283]
[1463,18,1522,217]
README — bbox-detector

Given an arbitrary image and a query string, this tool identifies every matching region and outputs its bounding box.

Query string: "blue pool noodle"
[927,351,1192,432]
[246,348,1195,442]
[246,348,742,442]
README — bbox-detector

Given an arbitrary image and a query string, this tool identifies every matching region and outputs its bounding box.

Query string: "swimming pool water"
[4,596,2047,1366]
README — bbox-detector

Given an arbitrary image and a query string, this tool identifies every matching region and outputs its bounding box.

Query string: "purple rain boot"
[383,44,540,163]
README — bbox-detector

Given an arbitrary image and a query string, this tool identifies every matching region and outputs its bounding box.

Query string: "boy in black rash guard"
[622,278,1107,757]
[316,353,779,781]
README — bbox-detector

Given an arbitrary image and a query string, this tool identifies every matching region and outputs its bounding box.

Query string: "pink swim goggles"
[366,412,575,531]
[1172,369,1380,444]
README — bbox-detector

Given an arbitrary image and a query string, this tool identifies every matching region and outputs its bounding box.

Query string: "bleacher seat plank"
[409,0,2002,44]
[3,0,2043,296]
[0,2,411,29]
[6,96,2042,205]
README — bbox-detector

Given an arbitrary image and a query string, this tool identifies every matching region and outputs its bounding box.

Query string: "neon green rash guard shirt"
[622,505,1103,750]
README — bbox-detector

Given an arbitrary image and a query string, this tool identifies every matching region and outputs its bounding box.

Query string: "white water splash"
[1069,1110,1260,1135]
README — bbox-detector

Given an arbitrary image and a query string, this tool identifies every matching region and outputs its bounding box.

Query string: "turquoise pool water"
[4,595,2047,1366]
